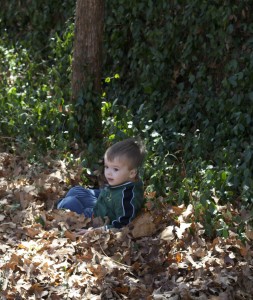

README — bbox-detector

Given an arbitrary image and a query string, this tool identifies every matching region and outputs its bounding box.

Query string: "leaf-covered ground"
[0,152,252,300]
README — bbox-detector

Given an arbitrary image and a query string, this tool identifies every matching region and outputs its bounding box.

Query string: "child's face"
[104,155,137,186]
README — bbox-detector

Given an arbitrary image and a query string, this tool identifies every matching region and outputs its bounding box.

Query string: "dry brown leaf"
[129,212,157,238]
[46,209,90,230]
[14,185,39,209]
[0,178,8,197]
[160,225,175,241]
[64,230,76,241]
[2,253,21,270]
[245,225,253,240]
[92,216,105,227]
[47,170,65,183]
[88,265,107,281]
[175,222,191,239]
[0,214,5,221]
[0,150,252,300]
[0,222,16,232]
[239,244,250,257]
[22,226,42,238]
[180,204,194,221]
[15,278,32,292]
[113,285,129,295]
[169,204,185,215]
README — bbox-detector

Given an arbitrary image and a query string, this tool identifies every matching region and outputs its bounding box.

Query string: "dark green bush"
[104,1,253,202]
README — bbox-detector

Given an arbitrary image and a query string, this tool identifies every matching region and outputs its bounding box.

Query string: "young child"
[57,138,146,230]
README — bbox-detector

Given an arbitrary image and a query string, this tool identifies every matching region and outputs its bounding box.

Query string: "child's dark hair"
[105,138,145,169]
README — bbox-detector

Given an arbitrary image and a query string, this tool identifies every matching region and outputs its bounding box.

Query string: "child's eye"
[114,168,119,172]
[104,165,108,169]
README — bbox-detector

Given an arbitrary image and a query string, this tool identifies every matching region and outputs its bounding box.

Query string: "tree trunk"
[72,0,104,141]
[72,0,104,97]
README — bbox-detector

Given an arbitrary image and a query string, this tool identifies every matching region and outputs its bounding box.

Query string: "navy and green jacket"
[93,180,144,229]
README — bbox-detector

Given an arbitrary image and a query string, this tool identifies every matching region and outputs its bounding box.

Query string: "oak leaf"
[160,225,175,241]
[128,212,157,238]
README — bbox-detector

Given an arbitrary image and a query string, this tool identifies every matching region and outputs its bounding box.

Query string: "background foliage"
[0,0,252,238]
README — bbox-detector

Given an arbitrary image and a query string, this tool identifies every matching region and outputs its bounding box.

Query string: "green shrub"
[104,1,253,203]
[0,20,75,154]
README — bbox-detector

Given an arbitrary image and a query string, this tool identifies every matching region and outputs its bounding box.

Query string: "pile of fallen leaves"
[0,152,252,299]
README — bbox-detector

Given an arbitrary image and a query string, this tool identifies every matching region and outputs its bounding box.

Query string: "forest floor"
[0,151,252,300]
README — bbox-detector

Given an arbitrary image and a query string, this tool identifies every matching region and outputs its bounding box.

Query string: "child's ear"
[129,168,138,179]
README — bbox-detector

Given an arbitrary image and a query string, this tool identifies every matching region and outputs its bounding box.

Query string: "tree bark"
[72,0,104,99]
[71,0,104,142]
